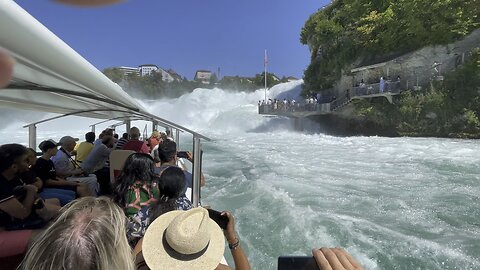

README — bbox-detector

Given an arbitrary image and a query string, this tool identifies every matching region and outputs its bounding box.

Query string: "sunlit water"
[1,81,479,269]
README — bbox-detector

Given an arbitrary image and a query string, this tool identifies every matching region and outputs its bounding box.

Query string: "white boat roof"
[0,1,209,140]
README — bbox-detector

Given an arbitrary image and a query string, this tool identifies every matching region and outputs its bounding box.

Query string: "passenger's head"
[26,148,38,166]
[142,208,224,270]
[0,143,29,175]
[85,132,96,143]
[104,129,114,137]
[102,135,115,148]
[59,136,77,152]
[158,140,177,163]
[39,140,59,156]
[129,127,140,140]
[122,133,129,139]
[114,153,158,207]
[151,130,160,139]
[113,133,119,139]
[19,197,135,270]
[158,166,186,200]
[150,166,186,220]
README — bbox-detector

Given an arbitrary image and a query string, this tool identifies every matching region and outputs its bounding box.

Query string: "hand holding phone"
[177,151,189,159]
[207,209,229,230]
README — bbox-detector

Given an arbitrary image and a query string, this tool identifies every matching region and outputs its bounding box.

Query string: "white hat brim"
[142,210,225,270]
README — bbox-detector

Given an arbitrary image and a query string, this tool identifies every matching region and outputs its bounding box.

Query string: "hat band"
[163,231,210,261]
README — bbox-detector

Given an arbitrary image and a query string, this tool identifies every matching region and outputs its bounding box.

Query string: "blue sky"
[15,0,330,79]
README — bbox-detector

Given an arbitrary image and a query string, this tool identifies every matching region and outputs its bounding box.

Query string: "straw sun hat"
[142,207,225,270]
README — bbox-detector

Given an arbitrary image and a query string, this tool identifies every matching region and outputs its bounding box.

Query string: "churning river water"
[1,81,479,269]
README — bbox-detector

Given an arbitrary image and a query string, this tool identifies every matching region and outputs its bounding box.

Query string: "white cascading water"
[1,80,479,269]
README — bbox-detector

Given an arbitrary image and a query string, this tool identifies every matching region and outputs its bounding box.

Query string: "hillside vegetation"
[301,0,479,94]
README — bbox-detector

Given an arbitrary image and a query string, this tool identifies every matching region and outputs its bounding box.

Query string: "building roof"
[139,64,158,68]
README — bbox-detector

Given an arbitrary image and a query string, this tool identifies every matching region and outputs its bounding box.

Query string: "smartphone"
[207,209,229,230]
[177,151,189,159]
[278,256,318,270]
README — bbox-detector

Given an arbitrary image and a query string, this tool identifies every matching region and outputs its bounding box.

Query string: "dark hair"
[149,166,186,222]
[122,133,129,139]
[0,144,28,172]
[158,140,176,163]
[102,136,114,145]
[113,134,119,139]
[113,153,158,208]
[85,132,96,143]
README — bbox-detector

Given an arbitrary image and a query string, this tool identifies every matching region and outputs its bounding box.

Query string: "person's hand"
[221,211,236,243]
[24,184,39,194]
[186,151,193,162]
[312,248,363,270]
[53,0,123,6]
[0,48,14,88]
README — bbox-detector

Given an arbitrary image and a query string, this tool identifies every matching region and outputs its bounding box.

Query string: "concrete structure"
[117,66,139,77]
[139,64,159,76]
[194,70,212,84]
[332,29,480,98]
[156,67,183,83]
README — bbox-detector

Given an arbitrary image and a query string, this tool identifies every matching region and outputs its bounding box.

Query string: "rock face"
[333,29,480,97]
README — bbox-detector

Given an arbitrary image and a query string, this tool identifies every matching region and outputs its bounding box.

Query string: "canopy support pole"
[125,120,131,134]
[192,137,202,207]
[175,129,180,149]
[28,124,37,150]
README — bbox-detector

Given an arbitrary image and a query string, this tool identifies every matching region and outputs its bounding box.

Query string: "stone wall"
[333,29,480,96]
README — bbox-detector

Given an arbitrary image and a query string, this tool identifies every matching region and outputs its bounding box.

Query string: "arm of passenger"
[33,177,43,190]
[222,212,251,270]
[0,185,37,220]
[132,238,143,257]
[201,173,206,187]
[186,152,206,187]
[46,178,78,187]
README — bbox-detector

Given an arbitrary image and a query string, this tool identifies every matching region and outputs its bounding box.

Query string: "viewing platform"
[259,81,402,118]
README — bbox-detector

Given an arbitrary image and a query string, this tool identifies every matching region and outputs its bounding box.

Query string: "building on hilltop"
[166,69,184,82]
[139,64,159,76]
[117,66,140,77]
[194,70,212,84]
[156,68,178,83]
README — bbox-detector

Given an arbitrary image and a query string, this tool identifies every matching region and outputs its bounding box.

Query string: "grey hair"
[19,197,135,270]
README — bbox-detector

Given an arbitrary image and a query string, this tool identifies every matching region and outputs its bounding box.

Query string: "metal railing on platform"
[258,81,403,116]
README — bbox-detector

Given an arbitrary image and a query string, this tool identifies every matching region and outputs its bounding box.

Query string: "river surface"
[1,81,479,269]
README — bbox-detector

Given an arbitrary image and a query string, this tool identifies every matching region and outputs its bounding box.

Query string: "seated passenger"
[81,135,115,195]
[124,166,193,246]
[133,207,251,270]
[114,154,158,210]
[156,140,205,196]
[33,140,92,197]
[23,148,75,206]
[147,130,161,152]
[0,144,58,259]
[51,136,98,195]
[18,197,135,270]
[115,132,129,150]
[74,131,95,164]
[123,127,150,154]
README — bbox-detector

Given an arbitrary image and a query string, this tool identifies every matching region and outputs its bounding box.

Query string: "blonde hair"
[151,130,160,138]
[19,197,135,270]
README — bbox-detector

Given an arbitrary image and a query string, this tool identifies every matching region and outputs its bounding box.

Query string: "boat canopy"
[0,1,208,206]
[0,1,209,141]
